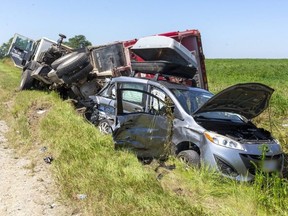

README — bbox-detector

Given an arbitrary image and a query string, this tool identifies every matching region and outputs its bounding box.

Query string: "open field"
[0,58,287,215]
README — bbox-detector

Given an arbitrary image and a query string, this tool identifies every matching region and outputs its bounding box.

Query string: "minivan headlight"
[204,131,245,151]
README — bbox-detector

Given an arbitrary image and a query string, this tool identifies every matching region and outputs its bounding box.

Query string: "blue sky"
[1,0,287,58]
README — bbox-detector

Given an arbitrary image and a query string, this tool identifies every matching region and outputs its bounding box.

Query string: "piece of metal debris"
[40,146,47,153]
[76,194,87,200]
[49,203,56,209]
[37,109,47,115]
[156,173,164,181]
[44,156,53,164]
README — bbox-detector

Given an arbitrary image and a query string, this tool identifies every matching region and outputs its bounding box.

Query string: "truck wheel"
[51,51,78,70]
[62,63,93,85]
[19,69,34,90]
[98,119,113,134]
[56,52,90,77]
[177,150,200,168]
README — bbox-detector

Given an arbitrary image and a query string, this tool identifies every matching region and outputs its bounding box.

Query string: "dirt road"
[0,120,74,216]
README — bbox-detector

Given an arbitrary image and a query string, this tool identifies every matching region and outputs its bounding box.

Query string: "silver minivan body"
[98,77,284,181]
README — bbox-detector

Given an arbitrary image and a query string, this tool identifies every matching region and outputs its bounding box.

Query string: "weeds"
[254,170,288,214]
[251,145,288,215]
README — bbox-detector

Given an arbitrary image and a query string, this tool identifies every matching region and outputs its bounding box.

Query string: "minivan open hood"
[193,83,274,119]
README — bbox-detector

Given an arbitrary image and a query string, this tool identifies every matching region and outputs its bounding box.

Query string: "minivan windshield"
[170,88,245,123]
[170,88,213,114]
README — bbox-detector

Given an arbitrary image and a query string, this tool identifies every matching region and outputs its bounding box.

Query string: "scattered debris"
[156,173,164,181]
[155,163,176,172]
[49,203,56,209]
[141,158,153,165]
[40,146,47,153]
[43,156,54,164]
[36,109,47,115]
[76,194,87,200]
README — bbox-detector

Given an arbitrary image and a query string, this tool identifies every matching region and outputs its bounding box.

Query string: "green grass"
[206,59,288,148]
[1,58,288,215]
[0,58,20,117]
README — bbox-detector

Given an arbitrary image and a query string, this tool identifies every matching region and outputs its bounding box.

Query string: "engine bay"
[197,120,273,143]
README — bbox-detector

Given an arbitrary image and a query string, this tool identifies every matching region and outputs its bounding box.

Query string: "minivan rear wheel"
[177,150,200,168]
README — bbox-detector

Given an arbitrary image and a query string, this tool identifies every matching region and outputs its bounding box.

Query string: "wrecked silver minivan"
[111,77,283,181]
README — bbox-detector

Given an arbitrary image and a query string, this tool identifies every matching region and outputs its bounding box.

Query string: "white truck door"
[8,33,35,68]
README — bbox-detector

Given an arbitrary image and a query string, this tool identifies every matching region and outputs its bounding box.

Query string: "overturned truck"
[8,30,208,102]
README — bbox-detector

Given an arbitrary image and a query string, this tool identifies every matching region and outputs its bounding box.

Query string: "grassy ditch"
[0,58,288,215]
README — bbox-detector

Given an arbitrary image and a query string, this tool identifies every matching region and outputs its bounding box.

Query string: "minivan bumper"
[201,141,284,181]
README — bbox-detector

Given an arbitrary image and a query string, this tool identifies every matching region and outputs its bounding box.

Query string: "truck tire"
[56,52,90,77]
[19,69,34,90]
[62,63,93,85]
[177,150,200,168]
[51,51,78,70]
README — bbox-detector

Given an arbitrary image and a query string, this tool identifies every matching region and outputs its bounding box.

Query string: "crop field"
[0,58,287,215]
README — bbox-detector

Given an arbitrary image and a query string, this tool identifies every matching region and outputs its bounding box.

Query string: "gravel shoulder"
[0,120,74,216]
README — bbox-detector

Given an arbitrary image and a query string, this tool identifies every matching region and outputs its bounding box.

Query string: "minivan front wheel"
[98,120,113,135]
[177,150,200,168]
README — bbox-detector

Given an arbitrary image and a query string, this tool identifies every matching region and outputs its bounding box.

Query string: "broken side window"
[150,87,174,116]
[99,84,116,99]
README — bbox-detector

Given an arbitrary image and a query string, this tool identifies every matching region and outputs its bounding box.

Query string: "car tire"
[56,52,90,77]
[177,150,200,168]
[51,51,78,70]
[19,69,34,90]
[98,119,113,134]
[62,63,93,85]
